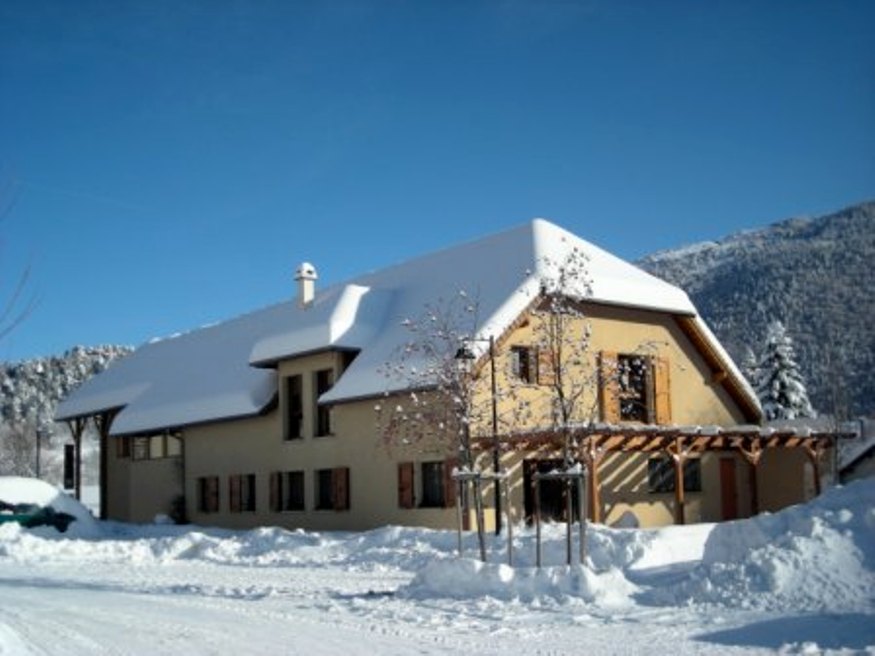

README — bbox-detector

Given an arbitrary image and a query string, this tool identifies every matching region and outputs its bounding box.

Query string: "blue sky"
[1,0,872,361]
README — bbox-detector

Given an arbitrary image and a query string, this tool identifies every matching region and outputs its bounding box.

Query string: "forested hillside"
[639,201,875,418]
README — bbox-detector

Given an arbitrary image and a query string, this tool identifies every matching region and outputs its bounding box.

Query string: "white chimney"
[295,262,318,307]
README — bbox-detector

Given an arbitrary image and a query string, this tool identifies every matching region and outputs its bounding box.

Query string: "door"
[720,457,738,520]
[523,459,580,523]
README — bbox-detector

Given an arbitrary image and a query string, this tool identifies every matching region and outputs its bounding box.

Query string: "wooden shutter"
[653,356,672,424]
[599,351,620,423]
[229,475,241,513]
[332,467,349,511]
[269,472,280,512]
[537,347,556,386]
[442,458,458,508]
[398,462,415,509]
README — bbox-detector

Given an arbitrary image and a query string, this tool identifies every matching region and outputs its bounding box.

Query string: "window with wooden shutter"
[398,462,415,509]
[599,351,620,423]
[443,457,458,508]
[653,356,672,424]
[332,467,349,511]
[198,476,219,513]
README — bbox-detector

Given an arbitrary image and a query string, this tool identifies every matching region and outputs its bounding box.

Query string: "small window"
[285,375,303,440]
[315,467,349,511]
[314,369,334,436]
[198,476,220,513]
[149,435,165,459]
[420,461,445,507]
[279,471,305,511]
[166,435,182,457]
[618,354,652,422]
[116,437,131,459]
[647,457,702,493]
[229,474,256,512]
[511,346,537,384]
[132,436,150,461]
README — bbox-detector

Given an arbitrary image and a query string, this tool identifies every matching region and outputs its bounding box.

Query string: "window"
[647,457,702,493]
[198,476,219,513]
[271,471,305,511]
[510,346,537,384]
[420,462,445,507]
[124,433,182,460]
[229,473,256,512]
[618,354,652,422]
[314,369,334,436]
[116,437,131,459]
[398,460,456,509]
[284,375,303,440]
[315,467,349,511]
[132,436,150,461]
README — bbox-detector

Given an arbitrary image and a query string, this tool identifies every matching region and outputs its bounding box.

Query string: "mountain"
[1,345,133,430]
[638,200,875,419]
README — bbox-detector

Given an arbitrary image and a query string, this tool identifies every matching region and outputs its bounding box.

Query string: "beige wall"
[106,439,182,523]
[107,303,817,530]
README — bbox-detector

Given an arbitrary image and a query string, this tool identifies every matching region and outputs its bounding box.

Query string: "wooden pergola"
[64,408,120,519]
[474,423,851,525]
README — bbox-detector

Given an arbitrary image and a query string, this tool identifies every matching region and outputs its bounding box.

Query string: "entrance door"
[523,459,580,523]
[720,457,738,520]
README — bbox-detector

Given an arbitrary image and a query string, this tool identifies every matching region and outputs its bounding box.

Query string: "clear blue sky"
[1,0,872,362]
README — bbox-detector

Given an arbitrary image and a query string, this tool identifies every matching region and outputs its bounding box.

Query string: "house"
[55,219,836,530]
[839,418,875,483]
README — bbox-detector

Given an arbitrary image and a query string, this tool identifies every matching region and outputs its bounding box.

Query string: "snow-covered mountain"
[639,200,875,418]
[1,345,132,430]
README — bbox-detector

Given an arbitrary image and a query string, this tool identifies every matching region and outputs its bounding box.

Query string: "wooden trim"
[598,351,620,423]
[398,462,415,509]
[332,467,350,511]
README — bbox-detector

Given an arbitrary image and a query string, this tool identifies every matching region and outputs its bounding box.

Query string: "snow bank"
[0,477,872,616]
[648,479,875,611]
[0,476,99,538]
[403,560,637,605]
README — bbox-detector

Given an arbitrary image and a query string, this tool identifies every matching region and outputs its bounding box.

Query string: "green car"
[0,501,76,532]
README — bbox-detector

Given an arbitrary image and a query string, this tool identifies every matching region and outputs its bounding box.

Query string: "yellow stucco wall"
[105,302,819,530]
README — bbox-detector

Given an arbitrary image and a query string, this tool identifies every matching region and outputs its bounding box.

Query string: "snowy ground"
[1,478,873,655]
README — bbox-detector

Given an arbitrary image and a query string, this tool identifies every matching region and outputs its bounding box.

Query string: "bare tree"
[0,172,36,342]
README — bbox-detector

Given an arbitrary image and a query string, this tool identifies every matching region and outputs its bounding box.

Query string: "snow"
[57,219,754,438]
[1,476,873,654]
[0,477,99,537]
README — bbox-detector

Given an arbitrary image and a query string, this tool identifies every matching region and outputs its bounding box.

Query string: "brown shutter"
[599,351,620,423]
[398,462,415,509]
[332,467,349,511]
[208,476,219,512]
[443,458,458,508]
[537,347,556,386]
[653,356,672,424]
[269,472,280,512]
[229,475,241,513]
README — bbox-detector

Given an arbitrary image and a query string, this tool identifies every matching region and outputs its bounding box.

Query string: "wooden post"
[803,442,824,496]
[564,479,572,565]
[577,473,586,566]
[670,437,686,525]
[583,437,603,523]
[737,439,762,517]
[93,410,117,520]
[65,417,88,501]
[534,473,542,568]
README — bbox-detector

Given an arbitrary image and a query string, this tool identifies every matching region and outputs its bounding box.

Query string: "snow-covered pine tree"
[740,345,760,390]
[756,320,816,421]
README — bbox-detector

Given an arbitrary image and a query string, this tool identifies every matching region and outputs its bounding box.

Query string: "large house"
[56,220,834,530]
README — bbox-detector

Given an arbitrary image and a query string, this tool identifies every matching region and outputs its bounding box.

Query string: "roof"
[55,218,759,435]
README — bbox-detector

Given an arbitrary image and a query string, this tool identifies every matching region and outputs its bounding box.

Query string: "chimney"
[295,262,318,307]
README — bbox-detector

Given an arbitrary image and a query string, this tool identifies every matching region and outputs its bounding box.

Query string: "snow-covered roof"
[56,219,755,435]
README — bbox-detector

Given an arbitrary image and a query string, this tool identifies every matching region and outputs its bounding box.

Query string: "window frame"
[284,375,304,441]
[510,345,537,384]
[647,456,702,494]
[198,476,220,513]
[314,369,334,437]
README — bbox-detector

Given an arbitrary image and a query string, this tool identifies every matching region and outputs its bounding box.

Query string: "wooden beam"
[668,437,687,525]
[65,417,88,501]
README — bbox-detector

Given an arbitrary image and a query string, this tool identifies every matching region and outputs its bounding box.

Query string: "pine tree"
[740,345,760,389]
[756,320,816,420]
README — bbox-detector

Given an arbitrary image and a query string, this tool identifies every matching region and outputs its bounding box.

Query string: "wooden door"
[720,457,738,520]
